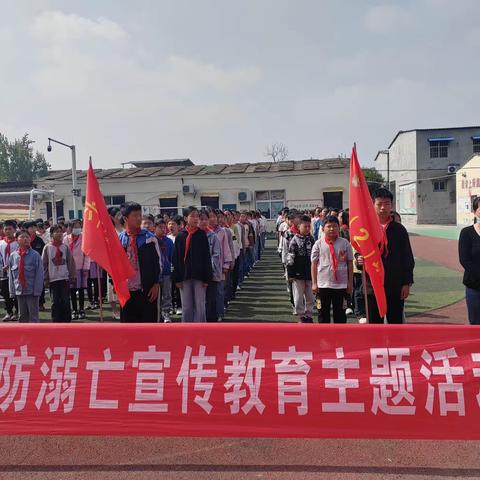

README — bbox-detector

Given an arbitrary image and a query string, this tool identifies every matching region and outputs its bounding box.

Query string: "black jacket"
[172,229,213,284]
[286,234,314,280]
[31,235,45,258]
[459,225,480,290]
[367,221,415,294]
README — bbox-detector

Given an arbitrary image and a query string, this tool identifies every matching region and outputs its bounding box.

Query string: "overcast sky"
[1,0,479,171]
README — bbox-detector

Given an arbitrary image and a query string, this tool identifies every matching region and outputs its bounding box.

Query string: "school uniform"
[0,238,19,317]
[172,228,213,323]
[287,234,315,322]
[213,226,233,319]
[9,248,44,323]
[42,242,77,322]
[459,224,480,325]
[157,235,174,321]
[205,229,222,322]
[118,229,161,323]
[64,234,90,315]
[30,234,46,308]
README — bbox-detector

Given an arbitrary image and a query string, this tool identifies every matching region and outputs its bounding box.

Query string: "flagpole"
[362,267,370,324]
[97,266,104,322]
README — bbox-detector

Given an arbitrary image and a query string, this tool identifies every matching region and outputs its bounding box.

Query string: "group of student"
[277,188,415,324]
[0,203,267,324]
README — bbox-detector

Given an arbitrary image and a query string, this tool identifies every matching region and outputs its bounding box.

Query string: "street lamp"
[47,137,80,217]
[378,149,390,190]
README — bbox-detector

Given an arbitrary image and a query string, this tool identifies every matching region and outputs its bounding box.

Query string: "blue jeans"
[179,279,207,323]
[466,287,480,325]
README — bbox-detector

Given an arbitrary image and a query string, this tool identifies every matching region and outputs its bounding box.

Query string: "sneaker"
[72,311,79,320]
[1,314,11,322]
[10,314,18,321]
[113,312,121,321]
[79,311,86,320]
[163,314,172,323]
[345,308,354,315]
[358,317,368,324]
[217,316,223,322]
[175,308,182,315]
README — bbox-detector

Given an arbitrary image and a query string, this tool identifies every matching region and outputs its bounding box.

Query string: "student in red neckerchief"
[0,220,19,321]
[357,188,415,324]
[118,202,161,323]
[23,221,46,310]
[42,224,76,322]
[172,206,212,323]
[311,215,353,323]
[8,230,44,323]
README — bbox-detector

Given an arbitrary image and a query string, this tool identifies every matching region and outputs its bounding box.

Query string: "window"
[159,197,178,217]
[200,196,219,209]
[255,190,285,219]
[473,138,480,154]
[222,203,237,211]
[323,191,343,209]
[433,180,446,192]
[103,195,125,207]
[68,210,83,220]
[430,141,449,158]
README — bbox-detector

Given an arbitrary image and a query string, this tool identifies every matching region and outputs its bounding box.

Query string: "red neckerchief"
[290,224,299,235]
[69,234,80,253]
[52,239,63,265]
[380,216,393,257]
[30,232,37,242]
[325,236,338,281]
[125,227,141,264]
[18,246,30,289]
[4,237,15,259]
[184,226,198,261]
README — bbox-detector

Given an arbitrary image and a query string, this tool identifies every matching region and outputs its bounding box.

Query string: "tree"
[265,142,288,162]
[362,167,386,195]
[0,133,50,182]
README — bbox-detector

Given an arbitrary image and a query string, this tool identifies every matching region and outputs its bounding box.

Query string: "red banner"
[1,323,480,439]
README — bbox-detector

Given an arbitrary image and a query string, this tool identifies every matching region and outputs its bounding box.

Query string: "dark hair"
[23,221,35,230]
[199,209,210,219]
[49,224,63,235]
[142,214,154,222]
[287,212,298,221]
[372,188,394,202]
[4,220,17,229]
[120,202,142,217]
[340,211,349,226]
[299,215,311,224]
[323,215,340,226]
[473,196,480,213]
[108,206,120,217]
[15,230,29,239]
[154,218,166,226]
[182,206,198,218]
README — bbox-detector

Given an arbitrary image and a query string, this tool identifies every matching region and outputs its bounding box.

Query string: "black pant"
[318,288,346,323]
[231,257,240,299]
[120,290,157,323]
[50,280,72,322]
[353,273,366,317]
[367,293,404,324]
[70,288,85,312]
[1,279,17,315]
[206,281,218,322]
[87,278,99,304]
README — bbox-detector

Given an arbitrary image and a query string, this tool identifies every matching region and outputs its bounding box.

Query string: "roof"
[122,159,194,168]
[39,158,349,182]
[374,126,480,161]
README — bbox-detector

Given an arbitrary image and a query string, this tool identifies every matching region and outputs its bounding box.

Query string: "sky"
[1,0,480,171]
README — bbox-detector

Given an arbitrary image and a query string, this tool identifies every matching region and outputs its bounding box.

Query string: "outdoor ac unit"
[182,184,195,195]
[447,165,457,174]
[238,191,252,203]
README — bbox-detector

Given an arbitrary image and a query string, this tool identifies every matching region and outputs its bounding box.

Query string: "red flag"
[349,145,387,318]
[82,160,134,307]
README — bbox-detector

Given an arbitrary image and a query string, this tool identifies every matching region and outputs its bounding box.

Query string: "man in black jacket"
[119,202,161,323]
[172,206,212,322]
[359,189,415,324]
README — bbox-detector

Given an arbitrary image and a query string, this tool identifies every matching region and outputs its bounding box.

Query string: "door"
[323,191,343,210]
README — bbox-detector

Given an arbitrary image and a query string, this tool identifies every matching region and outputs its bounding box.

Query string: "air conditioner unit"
[447,164,457,174]
[182,184,195,195]
[238,191,252,203]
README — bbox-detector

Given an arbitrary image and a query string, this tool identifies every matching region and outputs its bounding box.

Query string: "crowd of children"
[0,204,267,323]
[278,188,415,324]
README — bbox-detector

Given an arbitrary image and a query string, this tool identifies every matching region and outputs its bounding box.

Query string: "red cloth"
[325,237,338,281]
[184,226,198,261]
[380,216,393,257]
[52,239,63,265]
[349,145,387,318]
[69,235,80,253]
[125,227,141,265]
[4,237,15,259]
[18,246,29,289]
[290,224,299,235]
[81,160,135,307]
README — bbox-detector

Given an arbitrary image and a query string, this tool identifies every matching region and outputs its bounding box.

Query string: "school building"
[36,158,349,228]
[375,126,480,225]
[456,154,480,226]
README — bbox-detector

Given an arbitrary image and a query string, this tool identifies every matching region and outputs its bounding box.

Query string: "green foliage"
[362,167,385,195]
[0,133,50,182]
